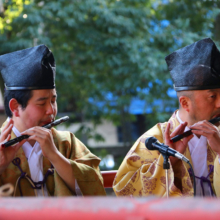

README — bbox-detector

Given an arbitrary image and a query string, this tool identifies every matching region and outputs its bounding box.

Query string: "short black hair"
[4,90,33,117]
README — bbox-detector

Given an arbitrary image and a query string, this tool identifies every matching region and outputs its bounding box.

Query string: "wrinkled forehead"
[192,88,220,98]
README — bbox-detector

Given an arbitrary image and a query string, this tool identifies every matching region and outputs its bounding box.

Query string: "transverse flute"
[170,116,220,143]
[2,116,69,148]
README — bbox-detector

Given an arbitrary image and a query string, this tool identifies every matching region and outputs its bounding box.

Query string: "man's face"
[189,89,220,124]
[15,89,57,132]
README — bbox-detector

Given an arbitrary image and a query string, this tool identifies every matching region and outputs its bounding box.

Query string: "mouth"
[210,114,220,125]
[41,118,54,126]
[212,114,220,119]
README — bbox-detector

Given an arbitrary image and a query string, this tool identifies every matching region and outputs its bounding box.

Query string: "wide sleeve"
[52,129,106,196]
[113,124,193,197]
[213,155,220,197]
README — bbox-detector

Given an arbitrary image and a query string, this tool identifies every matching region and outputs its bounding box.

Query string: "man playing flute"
[113,38,220,197]
[0,45,106,196]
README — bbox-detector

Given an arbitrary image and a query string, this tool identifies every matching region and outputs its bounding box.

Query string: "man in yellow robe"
[113,38,220,197]
[0,45,106,196]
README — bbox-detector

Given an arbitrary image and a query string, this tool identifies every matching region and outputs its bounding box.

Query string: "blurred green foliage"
[0,0,220,149]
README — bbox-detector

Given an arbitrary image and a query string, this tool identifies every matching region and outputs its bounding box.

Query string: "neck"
[178,109,195,126]
[12,116,25,133]
[178,109,203,138]
[27,140,36,147]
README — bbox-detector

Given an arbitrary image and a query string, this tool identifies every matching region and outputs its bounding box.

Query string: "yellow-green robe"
[113,111,220,197]
[0,122,106,196]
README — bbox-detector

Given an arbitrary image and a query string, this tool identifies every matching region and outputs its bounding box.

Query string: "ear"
[9,98,20,117]
[179,96,191,112]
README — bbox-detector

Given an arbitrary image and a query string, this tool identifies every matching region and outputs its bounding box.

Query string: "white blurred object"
[100,154,115,169]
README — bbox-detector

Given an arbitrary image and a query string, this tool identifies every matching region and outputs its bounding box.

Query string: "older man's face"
[188,89,220,124]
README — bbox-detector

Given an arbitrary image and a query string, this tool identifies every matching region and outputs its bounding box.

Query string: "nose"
[216,96,220,109]
[46,102,54,115]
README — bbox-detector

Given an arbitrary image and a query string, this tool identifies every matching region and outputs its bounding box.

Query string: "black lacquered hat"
[0,45,55,90]
[165,38,220,91]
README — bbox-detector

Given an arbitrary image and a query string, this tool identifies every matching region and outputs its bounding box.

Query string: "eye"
[38,102,46,106]
[210,95,216,99]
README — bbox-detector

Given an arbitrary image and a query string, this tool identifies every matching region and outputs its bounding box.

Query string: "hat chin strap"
[173,84,220,91]
[4,84,55,91]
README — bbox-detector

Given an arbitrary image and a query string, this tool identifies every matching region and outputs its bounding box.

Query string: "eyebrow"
[206,89,216,93]
[36,95,57,102]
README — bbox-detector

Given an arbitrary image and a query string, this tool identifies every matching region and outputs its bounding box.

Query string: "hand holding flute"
[170,116,220,143]
[2,116,69,148]
[9,116,70,160]
[165,121,193,166]
[0,119,26,175]
[163,116,220,165]
[186,117,220,156]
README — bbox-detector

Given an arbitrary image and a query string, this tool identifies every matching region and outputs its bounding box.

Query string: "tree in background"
[0,0,220,148]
